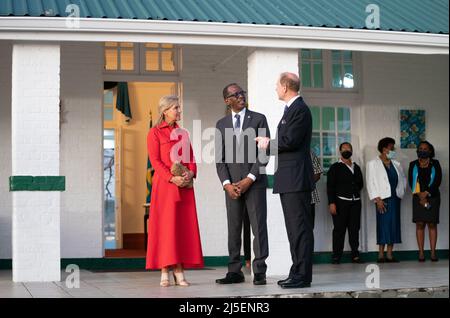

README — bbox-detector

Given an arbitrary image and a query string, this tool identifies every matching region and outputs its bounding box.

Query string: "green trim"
[0,251,447,270]
[267,175,274,189]
[9,176,65,191]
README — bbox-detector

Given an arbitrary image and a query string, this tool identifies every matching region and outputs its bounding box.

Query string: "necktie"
[234,114,241,132]
[284,105,289,115]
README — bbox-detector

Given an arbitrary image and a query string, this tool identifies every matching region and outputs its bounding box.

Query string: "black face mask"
[341,151,352,159]
[417,150,430,159]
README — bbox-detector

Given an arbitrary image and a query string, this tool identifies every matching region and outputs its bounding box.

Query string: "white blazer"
[366,156,406,201]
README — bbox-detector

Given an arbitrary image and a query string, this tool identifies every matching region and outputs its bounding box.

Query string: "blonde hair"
[156,95,179,126]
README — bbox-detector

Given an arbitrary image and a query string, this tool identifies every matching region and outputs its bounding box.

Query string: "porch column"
[11,43,62,282]
[247,48,299,276]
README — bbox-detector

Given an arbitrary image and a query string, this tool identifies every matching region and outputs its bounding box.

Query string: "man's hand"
[255,137,270,150]
[224,184,240,200]
[329,203,337,216]
[418,191,429,200]
[235,177,254,195]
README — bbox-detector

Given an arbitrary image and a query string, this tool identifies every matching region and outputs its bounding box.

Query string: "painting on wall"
[400,109,426,149]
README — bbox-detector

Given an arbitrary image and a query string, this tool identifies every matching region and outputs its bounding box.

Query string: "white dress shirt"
[223,107,256,186]
[337,158,360,201]
[285,95,300,109]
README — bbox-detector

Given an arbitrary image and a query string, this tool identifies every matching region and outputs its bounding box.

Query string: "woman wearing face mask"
[408,141,442,262]
[327,142,364,264]
[366,137,407,263]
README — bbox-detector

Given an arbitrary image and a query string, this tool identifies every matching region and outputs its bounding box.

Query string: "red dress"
[145,121,204,269]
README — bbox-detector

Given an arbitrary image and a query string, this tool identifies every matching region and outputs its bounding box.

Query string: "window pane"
[161,50,176,71]
[104,90,113,105]
[332,64,342,88]
[161,44,174,49]
[301,63,311,88]
[343,64,354,88]
[322,107,335,131]
[301,49,311,60]
[145,43,159,48]
[120,42,133,48]
[120,49,134,71]
[343,51,353,61]
[145,50,160,71]
[332,50,341,61]
[322,133,337,156]
[313,62,323,88]
[311,106,320,131]
[105,42,118,47]
[337,108,351,131]
[104,107,114,121]
[311,132,321,156]
[312,49,322,59]
[105,49,118,70]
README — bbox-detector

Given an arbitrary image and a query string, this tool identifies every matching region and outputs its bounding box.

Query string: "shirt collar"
[339,158,354,168]
[286,95,300,108]
[158,120,179,129]
[231,107,246,118]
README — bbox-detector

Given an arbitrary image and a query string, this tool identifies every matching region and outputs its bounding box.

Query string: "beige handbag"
[170,162,193,188]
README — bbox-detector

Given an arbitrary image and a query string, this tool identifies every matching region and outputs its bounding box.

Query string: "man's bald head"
[279,72,300,93]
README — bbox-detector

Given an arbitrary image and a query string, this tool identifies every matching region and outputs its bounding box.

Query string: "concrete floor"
[0,260,448,298]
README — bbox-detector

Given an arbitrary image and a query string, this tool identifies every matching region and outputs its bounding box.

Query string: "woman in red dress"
[146,95,204,287]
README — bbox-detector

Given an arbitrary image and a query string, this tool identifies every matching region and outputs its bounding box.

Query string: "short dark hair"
[279,73,300,93]
[377,137,396,153]
[418,140,436,158]
[339,142,353,151]
[223,83,239,99]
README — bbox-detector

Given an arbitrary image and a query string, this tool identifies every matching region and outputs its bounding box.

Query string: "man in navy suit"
[256,72,315,288]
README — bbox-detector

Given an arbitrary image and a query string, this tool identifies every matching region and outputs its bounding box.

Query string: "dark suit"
[269,96,315,283]
[216,109,270,274]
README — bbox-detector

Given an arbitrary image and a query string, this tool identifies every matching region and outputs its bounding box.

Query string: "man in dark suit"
[215,83,270,286]
[256,72,315,288]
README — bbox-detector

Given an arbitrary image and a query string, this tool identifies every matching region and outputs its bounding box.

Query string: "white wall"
[359,52,449,252]
[0,41,12,259]
[60,42,104,258]
[181,45,248,257]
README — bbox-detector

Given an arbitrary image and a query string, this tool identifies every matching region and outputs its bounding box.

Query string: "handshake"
[254,136,271,150]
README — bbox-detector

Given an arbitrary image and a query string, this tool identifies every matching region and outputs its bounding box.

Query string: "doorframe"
[102,76,182,251]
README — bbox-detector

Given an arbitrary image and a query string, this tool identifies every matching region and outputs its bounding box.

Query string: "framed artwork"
[400,109,426,149]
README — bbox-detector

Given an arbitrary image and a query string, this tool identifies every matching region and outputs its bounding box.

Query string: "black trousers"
[280,191,314,283]
[311,204,316,229]
[332,198,362,259]
[225,187,268,274]
[243,208,251,261]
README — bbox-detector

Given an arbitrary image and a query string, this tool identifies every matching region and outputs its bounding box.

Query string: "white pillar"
[11,43,61,282]
[248,48,299,276]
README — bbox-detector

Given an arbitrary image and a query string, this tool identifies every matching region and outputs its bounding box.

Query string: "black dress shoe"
[352,257,364,264]
[216,272,245,284]
[377,258,385,263]
[253,273,266,285]
[277,277,291,286]
[431,257,439,262]
[280,278,311,289]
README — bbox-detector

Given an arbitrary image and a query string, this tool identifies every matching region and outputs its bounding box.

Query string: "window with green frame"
[300,49,324,88]
[300,49,356,90]
[311,106,351,174]
[332,51,354,88]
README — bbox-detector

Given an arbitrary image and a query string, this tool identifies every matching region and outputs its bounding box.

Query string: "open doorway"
[103,82,178,258]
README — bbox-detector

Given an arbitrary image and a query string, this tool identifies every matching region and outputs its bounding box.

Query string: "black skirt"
[412,195,440,224]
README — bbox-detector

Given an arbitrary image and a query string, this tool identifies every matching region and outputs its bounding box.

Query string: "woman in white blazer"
[366,137,406,263]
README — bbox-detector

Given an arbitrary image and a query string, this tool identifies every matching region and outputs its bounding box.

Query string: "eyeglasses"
[226,90,246,99]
